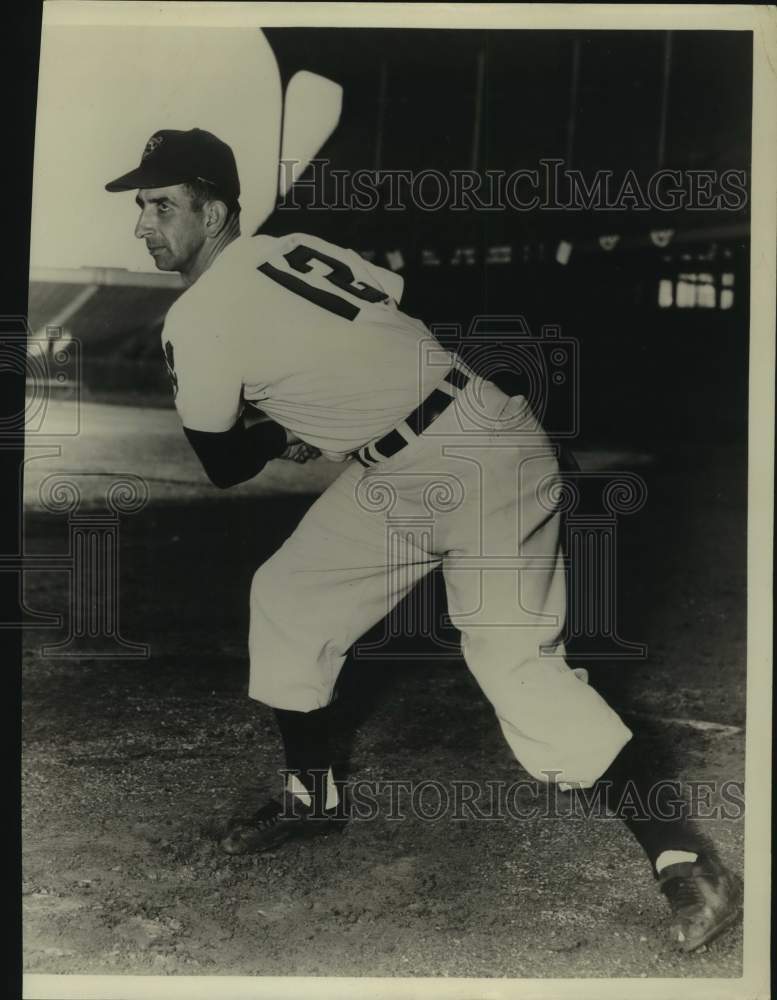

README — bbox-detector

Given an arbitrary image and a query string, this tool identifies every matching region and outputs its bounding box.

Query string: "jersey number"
[258,244,388,321]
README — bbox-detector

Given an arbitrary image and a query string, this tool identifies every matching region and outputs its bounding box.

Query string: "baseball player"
[106,128,740,953]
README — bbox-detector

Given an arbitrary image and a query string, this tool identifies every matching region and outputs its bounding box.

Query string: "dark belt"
[355,363,471,468]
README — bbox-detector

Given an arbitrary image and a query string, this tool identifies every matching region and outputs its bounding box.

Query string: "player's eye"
[158,202,170,214]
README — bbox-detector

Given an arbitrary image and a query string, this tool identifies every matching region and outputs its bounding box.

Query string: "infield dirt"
[22,426,746,978]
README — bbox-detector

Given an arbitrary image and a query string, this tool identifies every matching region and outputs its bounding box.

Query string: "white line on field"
[624,712,742,736]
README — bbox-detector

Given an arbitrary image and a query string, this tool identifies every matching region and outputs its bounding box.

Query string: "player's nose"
[134,209,154,240]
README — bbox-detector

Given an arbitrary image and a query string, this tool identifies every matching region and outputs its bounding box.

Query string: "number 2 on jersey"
[258,244,388,321]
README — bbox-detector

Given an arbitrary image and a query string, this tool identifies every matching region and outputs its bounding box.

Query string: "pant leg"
[438,394,632,786]
[248,460,439,710]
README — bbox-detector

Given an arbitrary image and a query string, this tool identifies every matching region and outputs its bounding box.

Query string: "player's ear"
[204,199,229,238]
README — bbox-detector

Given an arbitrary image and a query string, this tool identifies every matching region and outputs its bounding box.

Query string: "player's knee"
[247,658,330,712]
[247,668,290,707]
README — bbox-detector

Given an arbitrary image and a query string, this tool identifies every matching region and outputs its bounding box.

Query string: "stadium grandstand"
[28,28,750,442]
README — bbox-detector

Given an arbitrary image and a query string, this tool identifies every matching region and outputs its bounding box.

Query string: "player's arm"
[162,314,287,489]
[183,416,288,489]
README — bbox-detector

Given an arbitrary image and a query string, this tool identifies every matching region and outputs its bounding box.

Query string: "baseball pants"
[248,375,632,787]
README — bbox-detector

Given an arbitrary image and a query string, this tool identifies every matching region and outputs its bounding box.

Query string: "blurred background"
[28,28,751,451]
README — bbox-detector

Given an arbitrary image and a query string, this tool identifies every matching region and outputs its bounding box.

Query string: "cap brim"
[105,165,185,193]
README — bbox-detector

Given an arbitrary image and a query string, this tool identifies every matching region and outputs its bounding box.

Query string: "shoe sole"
[679,904,742,953]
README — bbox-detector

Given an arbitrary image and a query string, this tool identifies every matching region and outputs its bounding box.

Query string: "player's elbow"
[205,468,243,489]
[202,459,266,489]
[183,422,273,489]
[191,448,247,488]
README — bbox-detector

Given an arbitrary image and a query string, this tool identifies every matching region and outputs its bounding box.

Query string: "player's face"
[134,185,207,274]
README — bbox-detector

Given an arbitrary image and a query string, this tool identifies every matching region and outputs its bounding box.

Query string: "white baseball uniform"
[162,232,632,787]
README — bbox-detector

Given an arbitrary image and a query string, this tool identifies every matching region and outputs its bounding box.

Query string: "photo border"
[21,3,775,999]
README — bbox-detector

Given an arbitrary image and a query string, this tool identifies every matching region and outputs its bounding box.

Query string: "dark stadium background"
[29,28,751,449]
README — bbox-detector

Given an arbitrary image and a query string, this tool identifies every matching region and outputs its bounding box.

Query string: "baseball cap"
[105,128,240,203]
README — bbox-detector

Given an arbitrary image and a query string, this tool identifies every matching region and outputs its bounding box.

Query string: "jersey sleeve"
[161,304,243,433]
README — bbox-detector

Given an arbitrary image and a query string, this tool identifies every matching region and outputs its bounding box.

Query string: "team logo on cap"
[142,134,164,160]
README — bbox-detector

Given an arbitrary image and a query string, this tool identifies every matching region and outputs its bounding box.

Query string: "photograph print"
[17,3,774,997]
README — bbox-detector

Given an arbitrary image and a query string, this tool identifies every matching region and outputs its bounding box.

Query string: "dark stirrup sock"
[575,740,704,876]
[273,706,335,811]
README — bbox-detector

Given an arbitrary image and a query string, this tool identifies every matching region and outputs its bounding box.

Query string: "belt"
[355,362,471,468]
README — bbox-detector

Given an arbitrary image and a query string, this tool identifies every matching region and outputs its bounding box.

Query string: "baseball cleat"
[658,853,741,952]
[219,792,347,855]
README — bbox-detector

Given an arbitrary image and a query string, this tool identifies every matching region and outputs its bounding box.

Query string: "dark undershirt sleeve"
[183,415,288,489]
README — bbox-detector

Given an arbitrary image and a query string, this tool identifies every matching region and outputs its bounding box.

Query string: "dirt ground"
[21,407,747,980]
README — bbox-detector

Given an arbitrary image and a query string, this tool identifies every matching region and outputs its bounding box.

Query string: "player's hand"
[281,430,321,463]
[281,442,322,463]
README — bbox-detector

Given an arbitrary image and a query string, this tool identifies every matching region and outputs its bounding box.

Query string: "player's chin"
[151,255,176,272]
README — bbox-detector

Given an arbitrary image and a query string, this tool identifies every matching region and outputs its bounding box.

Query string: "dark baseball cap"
[105,128,240,203]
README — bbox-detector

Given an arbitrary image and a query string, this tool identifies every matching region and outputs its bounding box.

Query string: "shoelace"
[662,870,710,913]
[666,876,704,910]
